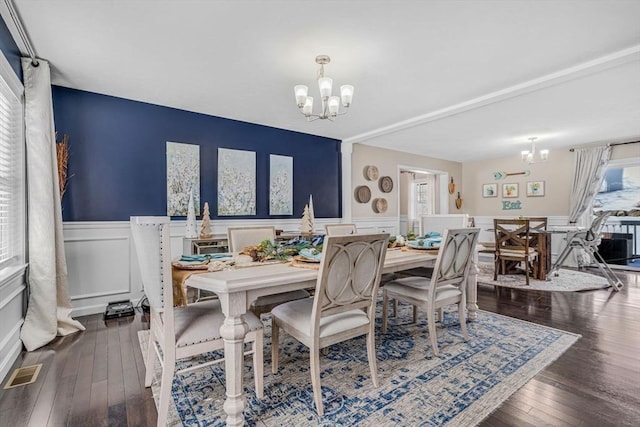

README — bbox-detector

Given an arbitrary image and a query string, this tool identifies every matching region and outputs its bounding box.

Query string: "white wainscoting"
[68,216,575,317]
[0,266,27,383]
[399,215,408,235]
[64,218,342,317]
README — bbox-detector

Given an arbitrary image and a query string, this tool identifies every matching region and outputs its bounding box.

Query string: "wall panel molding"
[0,267,25,383]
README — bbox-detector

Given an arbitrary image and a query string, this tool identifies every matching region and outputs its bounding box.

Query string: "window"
[0,52,25,271]
[596,163,640,213]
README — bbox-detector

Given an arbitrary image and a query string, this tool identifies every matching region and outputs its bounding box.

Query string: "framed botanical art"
[217,148,256,216]
[482,183,498,198]
[269,154,293,215]
[166,141,200,216]
[527,180,545,197]
[502,183,518,198]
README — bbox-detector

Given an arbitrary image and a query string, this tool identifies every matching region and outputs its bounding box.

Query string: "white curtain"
[568,146,611,226]
[566,145,611,267]
[20,59,84,351]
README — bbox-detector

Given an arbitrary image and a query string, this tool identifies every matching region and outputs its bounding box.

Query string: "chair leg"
[392,299,398,318]
[382,291,389,334]
[458,293,469,341]
[426,304,439,357]
[271,319,279,374]
[437,307,444,323]
[144,333,156,387]
[412,305,418,323]
[524,260,530,286]
[157,352,175,427]
[310,345,324,416]
[366,330,379,387]
[253,331,264,399]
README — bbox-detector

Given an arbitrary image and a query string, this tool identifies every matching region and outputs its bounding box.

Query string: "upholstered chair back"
[324,223,357,236]
[130,216,172,312]
[227,226,276,252]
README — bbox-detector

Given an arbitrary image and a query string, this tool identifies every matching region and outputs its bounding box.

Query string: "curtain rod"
[3,0,38,66]
[569,140,639,152]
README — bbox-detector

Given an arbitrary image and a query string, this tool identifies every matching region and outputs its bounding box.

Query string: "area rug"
[476,262,610,292]
[138,301,579,426]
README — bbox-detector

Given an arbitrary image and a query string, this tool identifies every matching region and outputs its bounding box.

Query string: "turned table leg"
[218,293,248,427]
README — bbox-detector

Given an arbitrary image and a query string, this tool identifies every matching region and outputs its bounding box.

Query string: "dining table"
[186,248,480,426]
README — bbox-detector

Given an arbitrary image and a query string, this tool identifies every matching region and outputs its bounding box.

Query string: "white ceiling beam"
[344,45,640,144]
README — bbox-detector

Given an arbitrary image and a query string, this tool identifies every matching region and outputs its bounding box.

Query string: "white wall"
[351,144,463,219]
[462,142,639,218]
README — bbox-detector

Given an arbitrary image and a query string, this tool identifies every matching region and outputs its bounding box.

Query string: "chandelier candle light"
[294,55,353,121]
[521,137,549,164]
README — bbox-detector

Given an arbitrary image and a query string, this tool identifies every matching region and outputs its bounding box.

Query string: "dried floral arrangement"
[55,133,73,199]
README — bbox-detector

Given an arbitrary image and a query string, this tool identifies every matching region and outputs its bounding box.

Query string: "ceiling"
[7,0,640,162]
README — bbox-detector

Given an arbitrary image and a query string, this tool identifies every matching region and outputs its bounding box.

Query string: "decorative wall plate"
[379,176,393,193]
[355,185,371,203]
[373,198,388,213]
[364,165,379,181]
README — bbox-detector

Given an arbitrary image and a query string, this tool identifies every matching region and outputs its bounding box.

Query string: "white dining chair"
[324,223,357,235]
[382,228,480,356]
[226,226,311,317]
[271,233,388,416]
[131,217,264,427]
[325,223,398,316]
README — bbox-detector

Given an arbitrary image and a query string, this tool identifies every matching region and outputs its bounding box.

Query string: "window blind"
[0,54,25,270]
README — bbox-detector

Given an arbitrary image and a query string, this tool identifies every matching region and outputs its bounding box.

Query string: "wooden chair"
[325,222,397,312]
[527,217,549,279]
[382,228,479,356]
[493,219,538,286]
[324,223,357,235]
[226,226,310,317]
[130,217,263,427]
[271,233,388,416]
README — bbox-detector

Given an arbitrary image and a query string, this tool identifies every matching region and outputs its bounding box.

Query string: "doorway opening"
[398,166,449,235]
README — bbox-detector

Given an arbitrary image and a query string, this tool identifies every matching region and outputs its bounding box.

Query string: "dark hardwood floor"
[1,268,639,426]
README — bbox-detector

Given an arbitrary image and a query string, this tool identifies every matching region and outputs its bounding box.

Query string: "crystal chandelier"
[294,55,354,121]
[521,137,549,164]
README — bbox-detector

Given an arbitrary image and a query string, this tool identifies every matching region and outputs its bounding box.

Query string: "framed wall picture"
[482,183,498,198]
[527,180,545,197]
[217,148,256,216]
[269,154,293,215]
[166,141,200,216]
[502,183,518,198]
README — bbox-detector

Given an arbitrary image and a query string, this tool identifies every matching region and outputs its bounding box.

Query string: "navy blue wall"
[0,14,22,80]
[52,86,342,221]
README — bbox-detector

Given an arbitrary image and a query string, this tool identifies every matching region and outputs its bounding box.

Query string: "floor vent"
[3,364,43,389]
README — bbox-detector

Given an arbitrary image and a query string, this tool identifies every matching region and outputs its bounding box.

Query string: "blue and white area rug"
[138,302,579,426]
[477,262,610,292]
